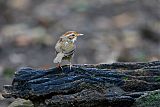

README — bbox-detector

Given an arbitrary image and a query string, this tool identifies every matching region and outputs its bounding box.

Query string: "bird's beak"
[77,33,84,36]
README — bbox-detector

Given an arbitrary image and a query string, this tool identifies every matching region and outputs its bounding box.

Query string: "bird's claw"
[57,63,63,71]
[69,63,72,71]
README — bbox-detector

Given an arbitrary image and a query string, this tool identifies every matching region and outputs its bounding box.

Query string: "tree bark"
[3,61,160,107]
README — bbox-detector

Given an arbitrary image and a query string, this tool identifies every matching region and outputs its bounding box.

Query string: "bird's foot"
[57,63,63,71]
[69,64,72,71]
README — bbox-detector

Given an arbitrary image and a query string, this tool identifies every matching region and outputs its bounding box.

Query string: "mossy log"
[2,61,160,107]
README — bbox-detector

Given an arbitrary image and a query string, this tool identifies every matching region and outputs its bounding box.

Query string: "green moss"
[155,76,160,82]
[123,77,129,80]
[8,99,33,107]
[3,68,15,78]
[133,90,160,107]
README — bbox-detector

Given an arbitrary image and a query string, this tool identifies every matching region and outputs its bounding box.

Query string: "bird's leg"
[69,61,72,70]
[68,58,73,70]
[57,63,63,70]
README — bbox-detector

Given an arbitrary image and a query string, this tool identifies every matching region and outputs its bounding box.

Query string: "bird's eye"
[70,34,75,36]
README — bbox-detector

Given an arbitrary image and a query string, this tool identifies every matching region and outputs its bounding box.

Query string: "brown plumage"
[54,31,83,69]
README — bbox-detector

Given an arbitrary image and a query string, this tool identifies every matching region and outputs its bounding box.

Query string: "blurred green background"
[0,0,160,106]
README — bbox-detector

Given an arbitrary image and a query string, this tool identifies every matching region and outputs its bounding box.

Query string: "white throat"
[72,37,77,43]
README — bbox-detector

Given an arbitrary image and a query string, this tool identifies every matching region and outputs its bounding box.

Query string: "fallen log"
[2,61,160,107]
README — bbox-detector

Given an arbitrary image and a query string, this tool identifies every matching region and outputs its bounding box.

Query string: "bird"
[53,31,83,70]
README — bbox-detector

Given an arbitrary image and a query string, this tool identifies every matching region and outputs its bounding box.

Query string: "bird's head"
[62,31,83,42]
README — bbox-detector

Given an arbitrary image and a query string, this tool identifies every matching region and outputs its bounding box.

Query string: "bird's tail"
[53,52,64,63]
